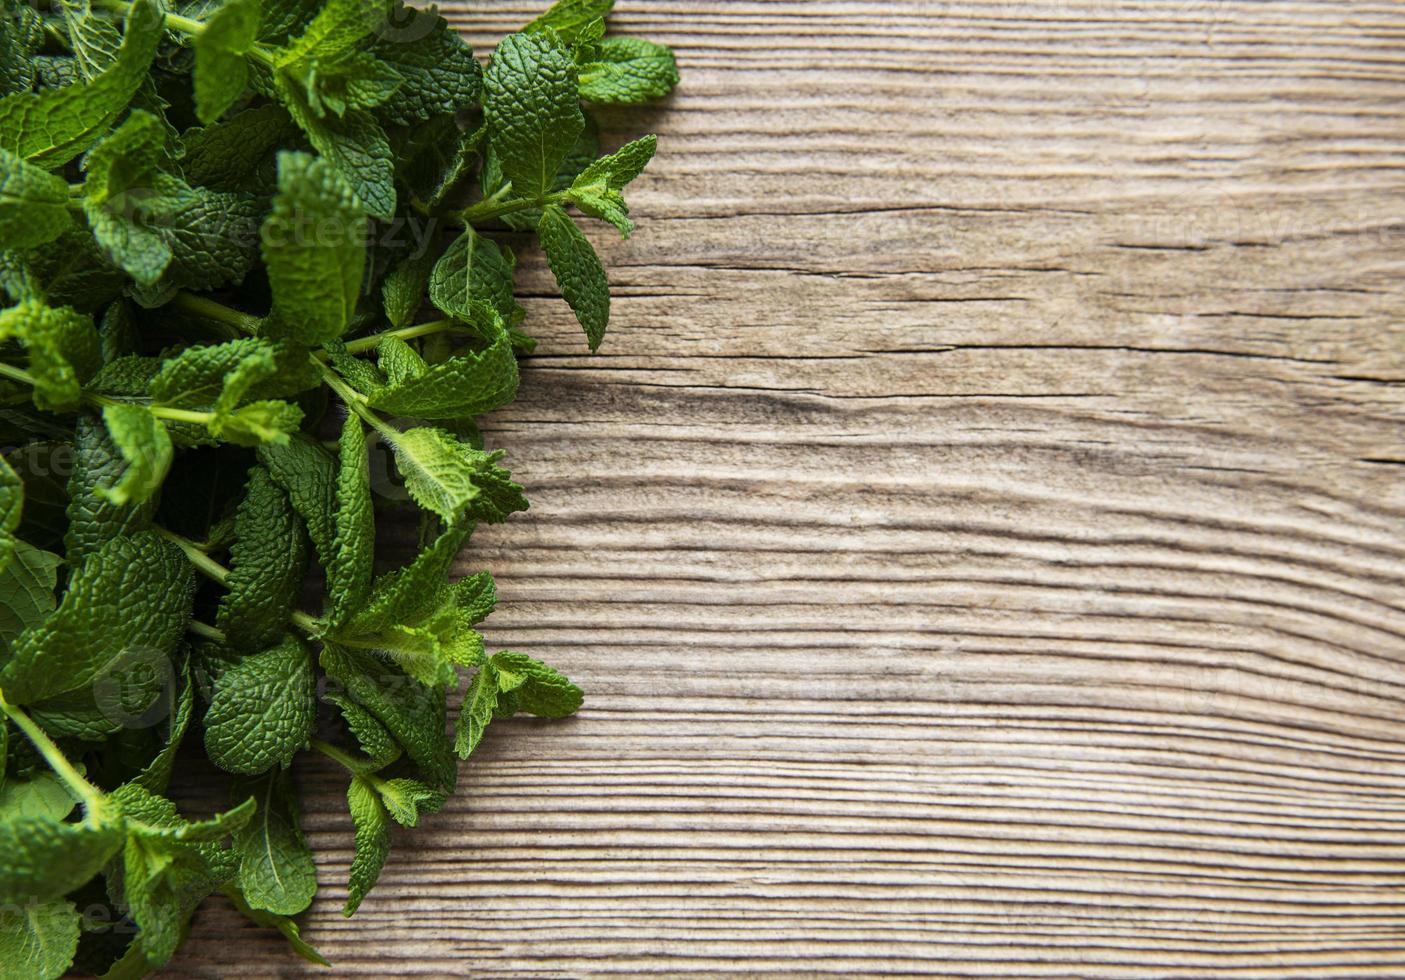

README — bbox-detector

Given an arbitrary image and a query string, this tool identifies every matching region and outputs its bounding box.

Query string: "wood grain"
[174,2,1405,976]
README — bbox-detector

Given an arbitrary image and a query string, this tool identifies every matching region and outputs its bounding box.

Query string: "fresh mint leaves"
[0,0,672,974]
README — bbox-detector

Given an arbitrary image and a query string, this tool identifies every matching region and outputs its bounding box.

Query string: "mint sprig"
[0,0,674,974]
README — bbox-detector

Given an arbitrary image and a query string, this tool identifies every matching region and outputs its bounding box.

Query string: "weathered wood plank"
[174,1,1405,976]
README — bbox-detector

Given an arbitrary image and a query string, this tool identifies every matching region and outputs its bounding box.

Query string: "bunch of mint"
[0,0,676,974]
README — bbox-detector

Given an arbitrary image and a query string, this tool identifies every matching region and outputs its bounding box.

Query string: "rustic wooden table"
[177,2,1405,976]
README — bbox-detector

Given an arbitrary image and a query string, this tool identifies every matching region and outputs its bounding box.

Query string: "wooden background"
[177,2,1405,976]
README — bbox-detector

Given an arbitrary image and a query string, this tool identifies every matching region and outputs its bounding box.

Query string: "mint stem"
[309,737,374,775]
[0,692,107,815]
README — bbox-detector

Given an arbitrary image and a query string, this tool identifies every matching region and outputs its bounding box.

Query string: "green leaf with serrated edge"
[328,415,373,623]
[324,337,385,394]
[275,76,396,220]
[454,570,498,626]
[537,204,610,350]
[257,434,337,569]
[1,530,192,705]
[428,227,523,325]
[275,0,385,69]
[324,690,400,768]
[80,109,165,206]
[205,634,316,775]
[381,248,433,329]
[97,403,171,507]
[150,339,318,419]
[63,417,158,561]
[376,334,424,388]
[578,37,679,105]
[454,663,498,759]
[181,103,293,193]
[524,0,616,43]
[59,0,121,79]
[0,897,80,980]
[491,651,583,718]
[386,426,528,524]
[566,134,657,237]
[261,151,369,345]
[369,5,481,125]
[0,541,60,653]
[0,0,162,168]
[0,453,21,574]
[216,467,308,650]
[193,0,259,123]
[320,644,456,792]
[0,148,71,250]
[375,778,444,828]
[483,32,584,202]
[343,521,467,636]
[0,815,124,905]
[343,774,388,916]
[210,398,304,447]
[112,786,229,970]
[134,660,194,793]
[234,770,317,916]
[0,774,76,823]
[366,322,519,421]
[0,301,101,411]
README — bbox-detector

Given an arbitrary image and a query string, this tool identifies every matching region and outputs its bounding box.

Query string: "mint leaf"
[328,415,373,622]
[0,0,162,167]
[369,6,482,124]
[63,415,157,560]
[97,402,172,507]
[0,898,80,980]
[343,774,388,916]
[261,150,369,344]
[537,203,609,350]
[193,0,260,123]
[0,541,61,653]
[216,466,309,650]
[277,79,397,221]
[0,530,193,705]
[365,318,519,421]
[491,651,583,717]
[0,301,101,411]
[566,133,656,237]
[483,32,584,201]
[257,434,337,568]
[578,37,679,105]
[234,770,317,916]
[428,227,524,326]
[454,662,497,759]
[0,149,72,250]
[0,815,124,905]
[385,426,528,524]
[524,0,616,43]
[204,634,317,774]
[320,644,456,792]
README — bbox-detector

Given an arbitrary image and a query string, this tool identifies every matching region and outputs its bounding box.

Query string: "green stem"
[187,619,227,643]
[0,693,106,815]
[94,0,276,64]
[171,293,262,335]
[318,362,399,441]
[339,319,458,355]
[0,361,37,388]
[457,189,562,225]
[157,527,229,585]
[309,737,374,776]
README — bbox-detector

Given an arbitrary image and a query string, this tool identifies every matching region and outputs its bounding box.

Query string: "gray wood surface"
[174,2,1405,976]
